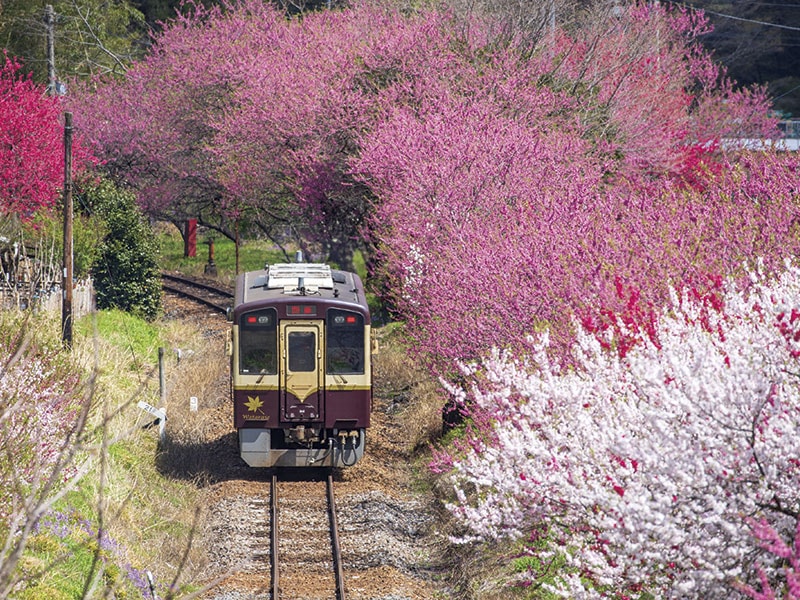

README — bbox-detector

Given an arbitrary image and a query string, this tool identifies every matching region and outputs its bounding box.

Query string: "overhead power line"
[744,2,800,7]
[702,9,800,31]
[662,1,800,31]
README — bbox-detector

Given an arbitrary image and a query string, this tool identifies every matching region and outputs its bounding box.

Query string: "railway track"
[161,271,444,599]
[161,272,233,314]
[270,471,347,600]
[163,273,348,598]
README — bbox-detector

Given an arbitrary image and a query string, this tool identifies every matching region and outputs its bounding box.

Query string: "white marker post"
[137,400,167,444]
[146,570,157,599]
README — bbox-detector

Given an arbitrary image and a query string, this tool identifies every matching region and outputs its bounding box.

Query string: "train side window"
[326,309,365,374]
[288,332,316,372]
[239,309,277,375]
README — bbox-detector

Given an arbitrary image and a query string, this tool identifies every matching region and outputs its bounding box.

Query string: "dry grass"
[372,325,530,600]
[155,319,233,483]
[372,324,446,456]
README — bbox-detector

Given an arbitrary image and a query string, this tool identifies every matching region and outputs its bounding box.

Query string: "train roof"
[233,262,370,317]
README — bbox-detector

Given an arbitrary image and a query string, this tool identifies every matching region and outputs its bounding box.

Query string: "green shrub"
[80,179,161,320]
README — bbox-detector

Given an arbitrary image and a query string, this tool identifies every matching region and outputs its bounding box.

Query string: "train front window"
[288,332,316,372]
[239,309,277,375]
[326,309,365,374]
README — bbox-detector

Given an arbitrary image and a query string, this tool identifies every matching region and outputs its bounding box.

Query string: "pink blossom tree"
[68,2,242,239]
[355,3,782,371]
[0,318,88,596]
[73,0,411,262]
[435,262,800,596]
[207,3,381,266]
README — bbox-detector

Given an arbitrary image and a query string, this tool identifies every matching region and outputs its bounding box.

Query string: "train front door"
[279,321,324,422]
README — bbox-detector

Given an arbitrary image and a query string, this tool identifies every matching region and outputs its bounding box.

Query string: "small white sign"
[190,396,198,412]
[137,400,166,421]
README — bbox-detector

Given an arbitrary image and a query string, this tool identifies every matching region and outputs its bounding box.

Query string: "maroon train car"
[228,260,371,467]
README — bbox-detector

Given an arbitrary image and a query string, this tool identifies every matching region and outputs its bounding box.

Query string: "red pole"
[185,218,197,257]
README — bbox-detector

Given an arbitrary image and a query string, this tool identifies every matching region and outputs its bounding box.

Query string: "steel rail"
[271,473,280,600]
[161,272,234,298]
[161,283,229,314]
[160,272,232,314]
[327,473,347,600]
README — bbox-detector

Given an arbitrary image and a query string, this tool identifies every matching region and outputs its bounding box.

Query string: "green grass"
[13,453,202,600]
[156,223,286,281]
[14,498,143,600]
[17,477,201,599]
[75,309,164,373]
[351,248,368,281]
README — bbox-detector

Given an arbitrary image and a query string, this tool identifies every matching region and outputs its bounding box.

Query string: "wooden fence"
[0,237,94,317]
[0,278,94,317]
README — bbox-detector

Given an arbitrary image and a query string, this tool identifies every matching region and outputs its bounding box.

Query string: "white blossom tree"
[438,260,800,598]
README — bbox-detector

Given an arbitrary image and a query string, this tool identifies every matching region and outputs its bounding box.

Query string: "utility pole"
[62,112,74,349]
[235,219,240,275]
[45,5,56,95]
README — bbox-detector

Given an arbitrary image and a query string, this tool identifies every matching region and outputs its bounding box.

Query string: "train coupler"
[285,425,320,444]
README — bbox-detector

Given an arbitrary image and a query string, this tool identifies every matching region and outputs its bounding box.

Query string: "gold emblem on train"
[245,395,264,413]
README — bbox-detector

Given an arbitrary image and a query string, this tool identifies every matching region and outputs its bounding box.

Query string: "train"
[228,255,372,467]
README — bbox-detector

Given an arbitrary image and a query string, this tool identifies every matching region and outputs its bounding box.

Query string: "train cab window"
[326,309,365,374]
[239,309,277,375]
[288,332,316,372]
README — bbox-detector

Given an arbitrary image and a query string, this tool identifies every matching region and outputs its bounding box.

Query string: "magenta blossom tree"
[0,54,93,219]
[737,518,800,599]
